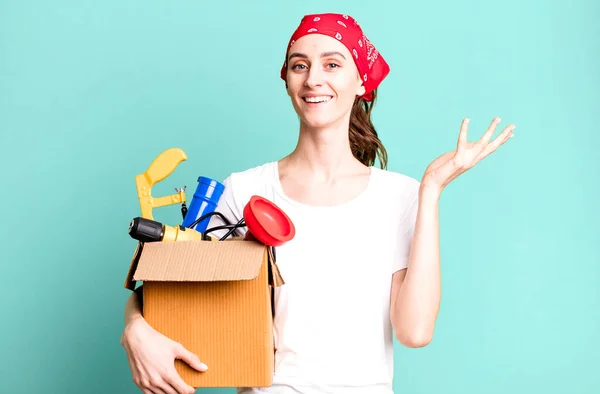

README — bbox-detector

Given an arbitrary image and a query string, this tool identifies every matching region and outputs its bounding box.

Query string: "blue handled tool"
[181,176,225,233]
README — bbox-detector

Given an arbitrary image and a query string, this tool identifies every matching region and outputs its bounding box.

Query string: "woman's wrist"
[418,182,442,203]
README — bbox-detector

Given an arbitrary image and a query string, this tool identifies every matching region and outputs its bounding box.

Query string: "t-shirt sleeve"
[204,175,248,240]
[392,188,419,274]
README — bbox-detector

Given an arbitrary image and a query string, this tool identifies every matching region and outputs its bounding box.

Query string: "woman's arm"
[123,290,144,331]
[390,117,515,347]
[120,287,207,394]
[390,185,441,348]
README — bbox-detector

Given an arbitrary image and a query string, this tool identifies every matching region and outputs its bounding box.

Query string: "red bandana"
[280,13,390,102]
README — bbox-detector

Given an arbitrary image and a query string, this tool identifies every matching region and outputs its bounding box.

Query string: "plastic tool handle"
[129,217,163,242]
[135,148,188,220]
[143,148,188,186]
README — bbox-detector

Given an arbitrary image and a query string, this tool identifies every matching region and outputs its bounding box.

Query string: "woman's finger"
[157,382,178,394]
[476,125,515,160]
[145,375,178,394]
[477,117,502,148]
[147,388,167,394]
[457,118,469,152]
[165,371,196,394]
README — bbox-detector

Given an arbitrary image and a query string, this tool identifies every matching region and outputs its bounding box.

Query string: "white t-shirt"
[206,161,420,394]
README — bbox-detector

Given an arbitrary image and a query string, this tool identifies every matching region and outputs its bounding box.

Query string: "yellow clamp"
[135,148,188,220]
[134,147,218,242]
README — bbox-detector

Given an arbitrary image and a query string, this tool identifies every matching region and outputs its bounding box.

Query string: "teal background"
[1,0,598,393]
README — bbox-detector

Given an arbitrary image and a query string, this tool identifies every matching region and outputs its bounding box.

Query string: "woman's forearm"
[124,289,144,328]
[393,186,442,346]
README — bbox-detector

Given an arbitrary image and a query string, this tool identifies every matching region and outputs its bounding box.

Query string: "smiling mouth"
[302,96,333,103]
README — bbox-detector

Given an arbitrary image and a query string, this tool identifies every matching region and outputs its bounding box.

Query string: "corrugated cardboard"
[124,238,284,388]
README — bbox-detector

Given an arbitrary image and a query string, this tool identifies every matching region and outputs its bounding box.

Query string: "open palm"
[422,117,516,192]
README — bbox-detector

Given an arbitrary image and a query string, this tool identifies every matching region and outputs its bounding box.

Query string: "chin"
[300,115,338,129]
[293,102,349,130]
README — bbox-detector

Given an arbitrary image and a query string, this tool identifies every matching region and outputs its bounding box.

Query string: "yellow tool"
[129,148,209,242]
[135,148,188,220]
[128,216,204,242]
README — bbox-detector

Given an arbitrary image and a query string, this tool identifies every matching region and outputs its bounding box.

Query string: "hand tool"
[128,148,296,246]
[129,147,211,242]
[181,176,225,233]
[135,148,188,221]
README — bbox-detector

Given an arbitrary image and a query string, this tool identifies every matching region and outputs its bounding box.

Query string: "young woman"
[120,13,515,394]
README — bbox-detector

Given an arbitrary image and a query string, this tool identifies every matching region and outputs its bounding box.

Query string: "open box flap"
[131,239,267,282]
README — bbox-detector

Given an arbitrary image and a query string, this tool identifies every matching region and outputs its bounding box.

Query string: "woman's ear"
[356,83,366,97]
[356,73,366,96]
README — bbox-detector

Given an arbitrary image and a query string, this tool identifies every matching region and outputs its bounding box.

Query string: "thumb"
[174,343,208,372]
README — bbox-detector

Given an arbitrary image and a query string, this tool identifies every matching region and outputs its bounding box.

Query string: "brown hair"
[349,89,388,169]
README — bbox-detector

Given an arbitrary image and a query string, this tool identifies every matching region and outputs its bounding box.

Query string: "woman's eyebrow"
[288,51,347,61]
[321,51,346,59]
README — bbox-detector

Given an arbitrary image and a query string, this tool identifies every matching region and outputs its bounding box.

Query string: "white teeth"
[304,96,332,103]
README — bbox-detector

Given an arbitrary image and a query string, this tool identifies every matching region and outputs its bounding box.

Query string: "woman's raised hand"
[421,117,515,193]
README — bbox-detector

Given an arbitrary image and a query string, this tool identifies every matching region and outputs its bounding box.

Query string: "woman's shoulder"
[371,166,421,196]
[367,167,421,219]
[223,161,277,187]
[218,161,279,205]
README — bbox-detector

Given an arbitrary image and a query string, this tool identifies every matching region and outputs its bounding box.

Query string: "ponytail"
[348,89,388,169]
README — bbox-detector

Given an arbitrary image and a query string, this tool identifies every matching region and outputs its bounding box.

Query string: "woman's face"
[285,34,366,129]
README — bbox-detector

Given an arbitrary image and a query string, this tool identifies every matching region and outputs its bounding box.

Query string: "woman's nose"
[304,66,324,88]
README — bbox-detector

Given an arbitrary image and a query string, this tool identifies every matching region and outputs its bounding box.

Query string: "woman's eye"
[327,63,340,69]
[292,64,307,70]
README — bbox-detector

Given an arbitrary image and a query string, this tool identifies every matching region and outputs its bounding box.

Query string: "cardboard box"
[124,237,284,388]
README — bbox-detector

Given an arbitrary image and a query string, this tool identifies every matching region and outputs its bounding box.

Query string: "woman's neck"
[280,119,367,183]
